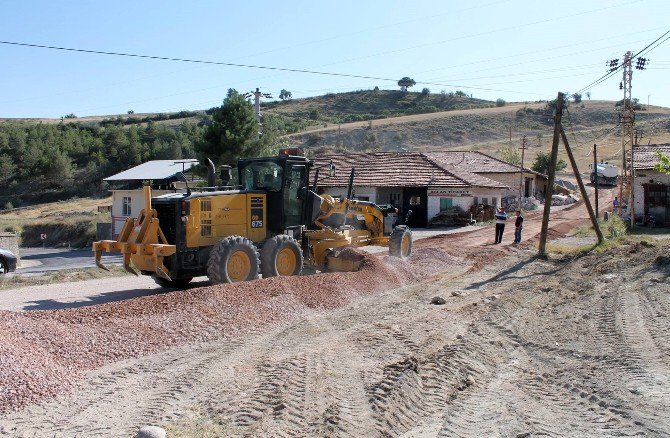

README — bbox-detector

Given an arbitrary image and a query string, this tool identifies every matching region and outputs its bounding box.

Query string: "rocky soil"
[1,238,668,437]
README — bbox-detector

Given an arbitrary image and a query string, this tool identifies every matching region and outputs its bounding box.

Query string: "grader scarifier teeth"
[92,187,176,280]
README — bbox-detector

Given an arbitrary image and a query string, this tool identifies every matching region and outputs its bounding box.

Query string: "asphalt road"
[16,248,123,274]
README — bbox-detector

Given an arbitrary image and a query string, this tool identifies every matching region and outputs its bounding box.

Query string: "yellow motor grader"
[93,149,412,287]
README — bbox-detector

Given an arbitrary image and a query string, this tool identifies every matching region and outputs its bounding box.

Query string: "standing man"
[513,210,524,244]
[494,207,508,244]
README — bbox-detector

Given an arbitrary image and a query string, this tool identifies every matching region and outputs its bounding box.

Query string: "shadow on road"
[465,257,566,290]
[22,288,160,311]
[21,278,212,311]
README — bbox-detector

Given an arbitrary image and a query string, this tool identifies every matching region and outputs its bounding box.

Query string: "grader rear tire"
[389,226,412,260]
[207,236,260,284]
[260,235,304,278]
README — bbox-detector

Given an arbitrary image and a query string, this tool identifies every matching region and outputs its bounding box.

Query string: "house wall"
[321,186,378,202]
[110,189,174,237]
[427,187,504,222]
[480,172,541,197]
[633,170,670,223]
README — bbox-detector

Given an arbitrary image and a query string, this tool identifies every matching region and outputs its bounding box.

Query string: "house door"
[524,177,532,197]
[644,184,670,225]
[403,188,427,228]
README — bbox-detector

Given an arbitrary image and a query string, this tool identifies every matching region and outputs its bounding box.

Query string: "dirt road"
[2,238,668,437]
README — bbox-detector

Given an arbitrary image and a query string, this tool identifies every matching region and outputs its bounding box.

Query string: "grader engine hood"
[93,186,176,280]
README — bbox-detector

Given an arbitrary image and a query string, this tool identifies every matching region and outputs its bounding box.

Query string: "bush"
[3,201,13,210]
[495,98,506,107]
[421,87,430,95]
[572,93,582,103]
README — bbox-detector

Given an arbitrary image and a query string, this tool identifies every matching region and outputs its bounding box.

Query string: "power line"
[0,39,546,96]
[575,28,670,94]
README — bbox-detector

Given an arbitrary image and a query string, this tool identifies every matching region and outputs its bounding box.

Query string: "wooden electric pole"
[538,92,564,258]
[518,135,527,211]
[539,92,604,259]
[593,144,599,218]
[560,127,604,244]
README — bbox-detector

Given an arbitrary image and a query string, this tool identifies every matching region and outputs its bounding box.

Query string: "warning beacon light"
[279,147,305,157]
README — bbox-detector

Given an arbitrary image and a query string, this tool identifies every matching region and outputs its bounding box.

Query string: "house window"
[440,198,453,211]
[410,195,422,206]
[389,193,401,205]
[492,197,498,208]
[356,196,370,202]
[481,197,489,206]
[473,197,478,205]
[122,197,132,216]
[201,219,212,237]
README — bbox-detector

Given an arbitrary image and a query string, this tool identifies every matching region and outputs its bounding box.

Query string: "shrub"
[495,98,506,107]
[421,87,430,95]
[3,201,13,210]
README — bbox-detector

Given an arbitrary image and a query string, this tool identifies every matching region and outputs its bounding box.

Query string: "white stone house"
[426,151,548,199]
[104,159,199,238]
[632,144,670,226]
[313,152,508,228]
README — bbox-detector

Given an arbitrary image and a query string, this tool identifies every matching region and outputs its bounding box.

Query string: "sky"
[0,0,669,118]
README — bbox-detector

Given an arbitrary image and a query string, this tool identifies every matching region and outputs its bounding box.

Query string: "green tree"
[500,144,520,165]
[572,93,582,103]
[196,90,259,165]
[397,77,416,92]
[495,98,506,107]
[421,87,430,95]
[655,151,670,174]
[279,89,292,101]
[531,152,567,174]
[0,154,16,186]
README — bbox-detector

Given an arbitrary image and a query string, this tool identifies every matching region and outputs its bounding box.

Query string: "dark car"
[0,249,17,274]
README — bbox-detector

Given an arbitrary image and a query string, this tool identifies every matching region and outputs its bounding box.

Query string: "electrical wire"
[0,40,548,96]
[575,27,670,94]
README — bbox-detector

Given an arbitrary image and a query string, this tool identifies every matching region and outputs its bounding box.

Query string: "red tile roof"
[633,144,670,170]
[312,152,508,189]
[425,151,546,178]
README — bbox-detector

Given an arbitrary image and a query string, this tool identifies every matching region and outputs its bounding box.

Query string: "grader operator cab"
[93,149,412,287]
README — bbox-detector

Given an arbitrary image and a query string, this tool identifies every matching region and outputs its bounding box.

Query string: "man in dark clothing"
[494,207,507,244]
[513,210,524,244]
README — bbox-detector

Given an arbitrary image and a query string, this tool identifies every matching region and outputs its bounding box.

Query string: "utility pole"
[593,143,599,219]
[539,92,604,258]
[619,51,634,224]
[560,127,604,243]
[518,135,527,211]
[608,51,647,226]
[244,88,273,137]
[539,92,564,258]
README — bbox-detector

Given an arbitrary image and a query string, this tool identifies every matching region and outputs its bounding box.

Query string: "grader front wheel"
[207,236,260,284]
[260,235,304,278]
[389,226,412,260]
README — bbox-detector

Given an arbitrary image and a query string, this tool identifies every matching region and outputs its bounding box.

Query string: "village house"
[313,152,510,228]
[425,151,547,199]
[104,159,199,238]
[632,144,670,226]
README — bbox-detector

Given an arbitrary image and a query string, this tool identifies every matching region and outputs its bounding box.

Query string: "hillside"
[289,100,670,172]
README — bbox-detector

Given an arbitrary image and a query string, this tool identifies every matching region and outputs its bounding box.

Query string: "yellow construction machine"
[93,149,412,287]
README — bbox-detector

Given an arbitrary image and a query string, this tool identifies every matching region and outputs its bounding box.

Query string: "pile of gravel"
[1,248,467,412]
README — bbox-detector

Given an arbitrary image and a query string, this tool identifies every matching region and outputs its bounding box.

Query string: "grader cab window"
[240,162,283,192]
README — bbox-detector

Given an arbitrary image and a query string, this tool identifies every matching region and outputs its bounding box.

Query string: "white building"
[425,151,547,199]
[632,144,670,226]
[104,159,199,238]
[313,152,509,228]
